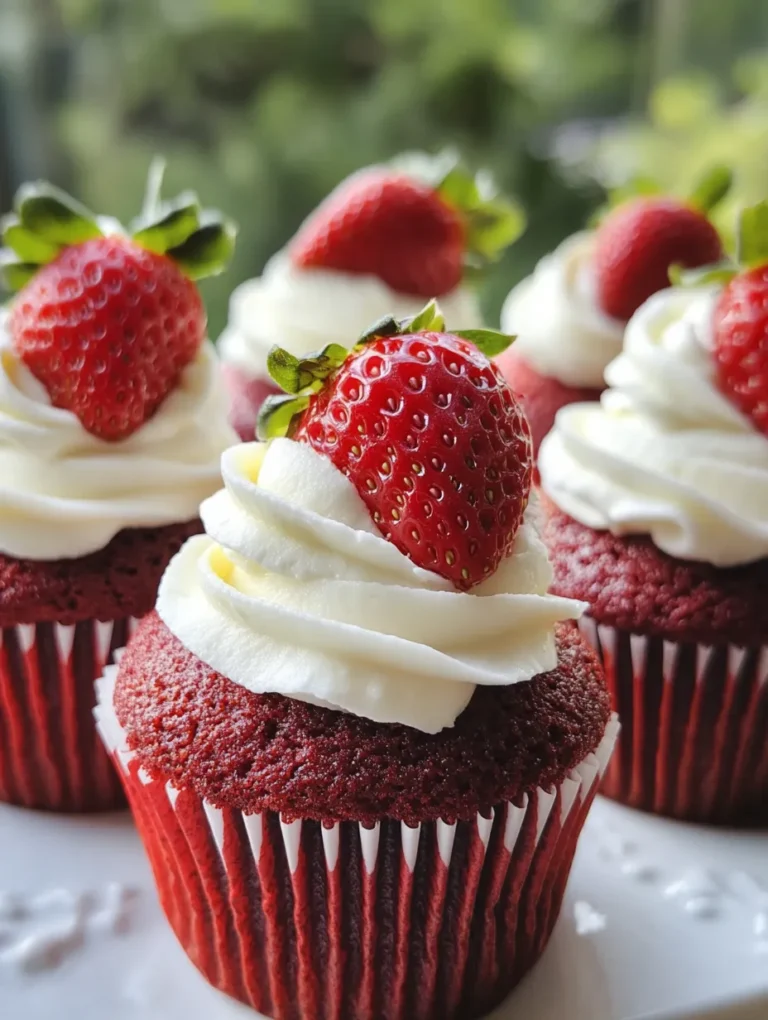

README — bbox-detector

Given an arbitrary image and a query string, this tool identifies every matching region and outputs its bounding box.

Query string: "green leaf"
[436,163,526,266]
[256,393,310,441]
[15,182,101,245]
[467,196,526,261]
[736,201,768,268]
[668,260,737,288]
[0,252,38,292]
[1,216,60,263]
[453,329,515,358]
[266,342,348,394]
[436,165,480,210]
[131,191,202,253]
[689,166,732,213]
[404,298,445,333]
[166,216,237,280]
[358,314,402,345]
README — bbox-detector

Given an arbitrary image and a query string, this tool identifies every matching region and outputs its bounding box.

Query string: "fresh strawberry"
[594,197,723,321]
[1,177,236,441]
[289,158,524,298]
[712,264,768,436]
[259,302,533,590]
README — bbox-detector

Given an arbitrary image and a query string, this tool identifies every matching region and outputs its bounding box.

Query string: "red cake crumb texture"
[542,500,768,647]
[0,520,201,628]
[220,362,278,441]
[114,612,611,827]
[494,348,603,453]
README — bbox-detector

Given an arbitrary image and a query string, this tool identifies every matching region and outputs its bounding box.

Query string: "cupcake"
[497,192,724,453]
[219,154,524,439]
[539,212,768,825]
[97,304,617,1018]
[0,178,238,811]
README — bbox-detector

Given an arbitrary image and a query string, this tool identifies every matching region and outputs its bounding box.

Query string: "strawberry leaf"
[267,343,348,395]
[668,260,737,288]
[166,216,237,280]
[257,393,310,440]
[1,216,60,263]
[358,314,402,345]
[437,164,525,267]
[15,182,102,246]
[131,192,202,254]
[688,165,732,213]
[0,251,38,292]
[453,329,515,358]
[404,298,445,333]
[736,201,768,268]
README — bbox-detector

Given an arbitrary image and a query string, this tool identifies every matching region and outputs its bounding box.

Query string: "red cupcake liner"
[578,617,768,825]
[0,617,140,812]
[97,666,617,1019]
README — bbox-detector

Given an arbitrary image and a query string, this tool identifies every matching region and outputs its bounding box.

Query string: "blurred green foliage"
[4,0,768,334]
[575,59,768,252]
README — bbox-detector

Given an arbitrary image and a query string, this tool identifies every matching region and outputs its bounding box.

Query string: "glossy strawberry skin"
[594,197,724,321]
[10,236,205,441]
[294,331,533,590]
[289,169,465,298]
[712,265,768,436]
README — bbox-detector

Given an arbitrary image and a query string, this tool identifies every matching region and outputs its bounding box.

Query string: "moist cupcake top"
[113,305,613,820]
[162,305,587,732]
[0,176,238,560]
[218,156,523,379]
[156,438,581,733]
[539,284,768,567]
[501,191,723,389]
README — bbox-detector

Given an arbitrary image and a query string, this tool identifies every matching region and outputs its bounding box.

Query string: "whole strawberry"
[594,196,724,321]
[1,176,236,441]
[289,157,524,299]
[259,302,533,590]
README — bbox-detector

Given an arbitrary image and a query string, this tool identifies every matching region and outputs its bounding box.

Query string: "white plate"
[1,796,766,1020]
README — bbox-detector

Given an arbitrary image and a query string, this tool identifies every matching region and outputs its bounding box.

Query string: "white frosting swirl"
[539,287,768,566]
[0,321,238,560]
[218,254,483,379]
[500,232,624,387]
[157,439,583,732]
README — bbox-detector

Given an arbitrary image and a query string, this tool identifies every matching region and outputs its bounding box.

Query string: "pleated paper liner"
[96,664,618,1020]
[578,617,768,825]
[0,617,140,812]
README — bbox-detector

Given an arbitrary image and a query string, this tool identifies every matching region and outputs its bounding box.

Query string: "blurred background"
[0,0,767,335]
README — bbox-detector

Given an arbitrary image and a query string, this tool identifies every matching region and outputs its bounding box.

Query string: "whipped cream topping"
[0,318,237,560]
[218,254,483,379]
[157,439,583,732]
[539,286,768,566]
[501,232,624,388]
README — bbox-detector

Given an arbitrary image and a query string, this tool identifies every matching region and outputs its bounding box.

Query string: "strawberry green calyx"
[392,150,525,268]
[668,196,768,288]
[257,299,516,441]
[435,161,525,269]
[688,165,733,214]
[1,170,236,293]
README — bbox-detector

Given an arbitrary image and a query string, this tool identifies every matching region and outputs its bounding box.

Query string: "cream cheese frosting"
[218,254,483,379]
[539,286,768,566]
[156,438,584,732]
[0,317,237,561]
[501,232,624,388]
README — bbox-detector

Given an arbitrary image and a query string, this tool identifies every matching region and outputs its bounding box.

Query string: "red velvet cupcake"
[218,155,523,439]
[498,193,724,453]
[0,178,237,811]
[539,247,768,825]
[97,306,616,1019]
